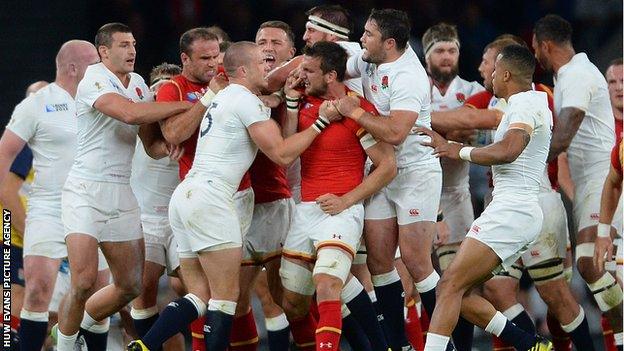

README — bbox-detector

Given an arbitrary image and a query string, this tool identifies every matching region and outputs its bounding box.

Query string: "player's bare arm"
[138,122,171,160]
[248,117,322,167]
[159,73,228,145]
[265,55,304,93]
[547,106,585,161]
[94,93,192,125]
[281,69,303,137]
[416,122,532,165]
[335,95,418,145]
[318,140,397,215]
[0,129,26,185]
[431,107,502,134]
[593,165,622,269]
[0,173,26,234]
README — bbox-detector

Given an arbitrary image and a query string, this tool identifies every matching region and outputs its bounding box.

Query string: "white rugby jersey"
[346,45,435,168]
[491,90,552,200]
[130,140,180,219]
[6,83,77,219]
[69,62,150,183]
[187,84,270,193]
[554,53,615,182]
[431,76,484,189]
[336,41,364,96]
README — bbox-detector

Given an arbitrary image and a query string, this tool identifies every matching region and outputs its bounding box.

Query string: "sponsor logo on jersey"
[408,208,419,216]
[332,234,342,240]
[135,87,144,100]
[45,103,69,112]
[530,250,540,257]
[470,225,481,233]
[590,213,599,220]
[186,92,201,102]
[94,82,103,91]
[371,84,378,93]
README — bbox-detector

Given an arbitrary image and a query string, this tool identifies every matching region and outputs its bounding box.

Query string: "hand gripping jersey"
[297,88,378,201]
[346,45,435,168]
[71,62,150,183]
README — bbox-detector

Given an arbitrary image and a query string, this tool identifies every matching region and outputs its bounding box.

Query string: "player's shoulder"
[355,94,378,115]
[464,90,494,109]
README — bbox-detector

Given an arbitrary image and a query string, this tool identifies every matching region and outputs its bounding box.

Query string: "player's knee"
[435,272,463,298]
[587,272,623,313]
[282,292,309,319]
[25,283,53,309]
[313,274,343,301]
[526,258,564,286]
[118,280,143,303]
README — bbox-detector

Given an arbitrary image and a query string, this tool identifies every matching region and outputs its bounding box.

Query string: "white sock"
[57,330,79,351]
[615,331,623,346]
[368,290,377,303]
[502,303,524,320]
[485,311,508,337]
[80,311,110,333]
[561,307,584,333]
[423,332,450,351]
[415,271,440,293]
[265,313,289,331]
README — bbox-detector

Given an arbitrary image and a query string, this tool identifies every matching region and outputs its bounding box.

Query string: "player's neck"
[229,78,260,95]
[381,48,404,65]
[103,61,131,87]
[181,68,204,85]
[504,82,532,101]
[433,78,454,96]
[613,106,623,121]
[54,76,78,98]
[321,82,346,100]
[551,46,576,74]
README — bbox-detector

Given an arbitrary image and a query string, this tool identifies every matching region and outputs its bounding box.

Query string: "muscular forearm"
[122,101,190,125]
[266,56,303,93]
[431,108,500,133]
[342,159,396,207]
[599,170,622,225]
[159,102,207,144]
[548,107,585,162]
[272,127,319,166]
[355,112,407,146]
[282,108,298,138]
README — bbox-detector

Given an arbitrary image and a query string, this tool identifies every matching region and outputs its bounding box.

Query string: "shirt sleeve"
[389,72,426,113]
[77,71,119,107]
[156,81,183,102]
[238,95,271,127]
[464,91,493,109]
[6,97,37,143]
[9,145,33,180]
[346,52,363,79]
[506,104,538,130]
[558,72,593,112]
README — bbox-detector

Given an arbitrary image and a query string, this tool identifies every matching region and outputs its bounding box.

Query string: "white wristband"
[597,223,612,238]
[199,89,216,107]
[459,146,474,162]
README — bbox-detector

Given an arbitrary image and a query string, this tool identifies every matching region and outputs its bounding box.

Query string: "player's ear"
[325,70,337,84]
[180,52,190,66]
[97,45,108,59]
[384,38,396,51]
[503,70,511,82]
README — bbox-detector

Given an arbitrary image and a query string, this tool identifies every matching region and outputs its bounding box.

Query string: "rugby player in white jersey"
[56,23,191,351]
[330,9,441,350]
[417,44,553,351]
[127,41,338,351]
[422,23,485,350]
[533,15,623,347]
[0,41,114,351]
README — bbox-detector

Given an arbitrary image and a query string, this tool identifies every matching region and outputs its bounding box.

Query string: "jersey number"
[200,102,217,138]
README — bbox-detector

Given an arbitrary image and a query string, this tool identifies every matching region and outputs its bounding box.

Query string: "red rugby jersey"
[611,139,623,177]
[157,74,251,190]
[298,88,378,202]
[249,104,291,204]
[464,84,559,189]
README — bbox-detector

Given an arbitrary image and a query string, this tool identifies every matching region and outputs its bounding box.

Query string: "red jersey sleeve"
[611,141,623,176]
[344,96,379,136]
[535,84,555,117]
[156,81,183,102]
[464,90,493,109]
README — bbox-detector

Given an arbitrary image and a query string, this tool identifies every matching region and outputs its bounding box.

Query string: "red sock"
[405,300,424,350]
[546,313,571,351]
[290,312,317,351]
[602,314,617,351]
[10,314,20,333]
[190,316,206,351]
[229,310,259,351]
[316,300,342,351]
[492,336,515,350]
[419,305,429,343]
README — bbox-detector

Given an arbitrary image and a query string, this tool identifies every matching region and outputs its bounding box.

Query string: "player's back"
[554,53,615,181]
[71,62,149,183]
[187,84,269,194]
[492,90,552,200]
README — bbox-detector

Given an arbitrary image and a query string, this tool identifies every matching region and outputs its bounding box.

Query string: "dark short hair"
[180,27,219,55]
[499,44,536,81]
[149,62,181,85]
[533,14,572,44]
[303,41,347,81]
[306,5,353,37]
[422,22,459,52]
[95,22,132,48]
[368,9,410,50]
[206,25,230,42]
[257,20,295,46]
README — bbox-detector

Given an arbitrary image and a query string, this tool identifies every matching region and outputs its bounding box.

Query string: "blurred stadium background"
[1,0,622,349]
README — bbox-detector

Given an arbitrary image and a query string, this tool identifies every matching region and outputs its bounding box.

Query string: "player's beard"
[306,82,328,97]
[430,64,458,86]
